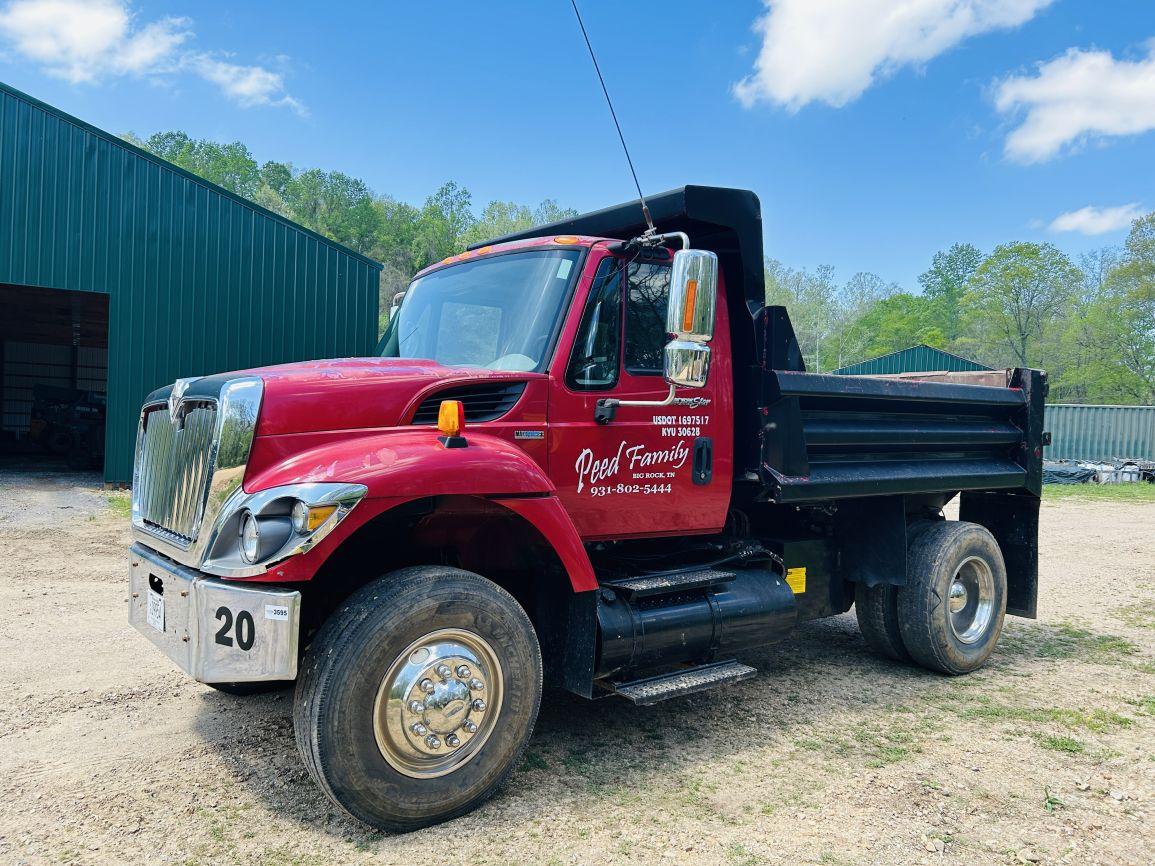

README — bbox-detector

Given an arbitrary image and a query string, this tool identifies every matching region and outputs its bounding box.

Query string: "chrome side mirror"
[664,340,710,389]
[664,249,717,389]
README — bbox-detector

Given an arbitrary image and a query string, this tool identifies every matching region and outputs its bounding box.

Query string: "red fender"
[242,429,596,591]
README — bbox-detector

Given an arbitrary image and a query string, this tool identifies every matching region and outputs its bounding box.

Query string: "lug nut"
[468,678,484,691]
[471,698,486,712]
[445,734,460,747]
[456,665,471,678]
[463,720,478,734]
[435,664,451,679]
[424,735,442,750]
[409,700,423,714]
[420,678,435,693]
[411,722,427,736]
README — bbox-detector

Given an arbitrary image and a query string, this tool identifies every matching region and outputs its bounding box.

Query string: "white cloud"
[1049,203,1145,236]
[188,55,305,115]
[0,0,302,112]
[0,0,188,82]
[996,43,1155,162]
[734,0,1055,111]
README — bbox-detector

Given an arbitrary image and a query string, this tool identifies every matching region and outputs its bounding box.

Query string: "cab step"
[601,568,735,600]
[607,660,757,706]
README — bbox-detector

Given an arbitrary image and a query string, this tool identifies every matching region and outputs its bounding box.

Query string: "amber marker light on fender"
[437,399,468,448]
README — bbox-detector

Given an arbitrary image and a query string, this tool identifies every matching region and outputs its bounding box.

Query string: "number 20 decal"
[214,606,255,651]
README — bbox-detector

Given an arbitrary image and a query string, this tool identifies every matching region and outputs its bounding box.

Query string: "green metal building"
[0,82,382,483]
[832,344,990,376]
[1045,404,1155,462]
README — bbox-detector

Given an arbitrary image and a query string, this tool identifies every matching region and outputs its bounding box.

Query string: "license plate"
[146,583,165,632]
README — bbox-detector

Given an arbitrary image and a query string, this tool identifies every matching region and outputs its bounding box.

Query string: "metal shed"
[0,81,382,483]
[832,344,990,376]
[1045,404,1155,462]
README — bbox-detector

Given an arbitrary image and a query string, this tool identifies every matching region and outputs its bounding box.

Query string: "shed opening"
[0,284,109,471]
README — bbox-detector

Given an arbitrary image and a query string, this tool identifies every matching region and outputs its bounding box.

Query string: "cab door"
[547,248,733,540]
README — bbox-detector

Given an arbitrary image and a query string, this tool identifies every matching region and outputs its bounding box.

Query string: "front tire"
[898,521,1007,675]
[293,566,542,832]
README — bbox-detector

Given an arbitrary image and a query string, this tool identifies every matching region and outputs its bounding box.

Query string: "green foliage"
[918,242,982,340]
[765,214,1154,402]
[962,241,1080,367]
[124,130,574,332]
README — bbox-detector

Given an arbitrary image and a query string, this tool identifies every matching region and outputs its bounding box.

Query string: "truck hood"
[246,358,538,436]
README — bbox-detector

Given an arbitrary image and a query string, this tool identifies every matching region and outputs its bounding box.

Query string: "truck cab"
[127,186,1046,832]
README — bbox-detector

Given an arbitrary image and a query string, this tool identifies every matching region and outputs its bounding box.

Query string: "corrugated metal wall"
[0,82,382,482]
[833,345,991,376]
[1046,405,1155,462]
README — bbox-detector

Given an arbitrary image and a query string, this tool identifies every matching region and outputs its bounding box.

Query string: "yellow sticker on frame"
[786,567,806,594]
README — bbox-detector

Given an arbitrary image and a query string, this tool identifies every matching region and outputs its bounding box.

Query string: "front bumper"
[128,543,301,683]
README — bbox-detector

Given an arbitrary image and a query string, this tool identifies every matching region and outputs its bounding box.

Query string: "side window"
[624,262,671,374]
[566,258,621,390]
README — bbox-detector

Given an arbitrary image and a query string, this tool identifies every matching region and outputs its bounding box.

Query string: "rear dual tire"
[857,521,1007,675]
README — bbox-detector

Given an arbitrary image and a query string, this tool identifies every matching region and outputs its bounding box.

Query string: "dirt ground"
[1,471,1152,866]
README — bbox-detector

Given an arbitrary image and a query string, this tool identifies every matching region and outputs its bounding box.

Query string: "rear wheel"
[855,520,936,662]
[855,582,909,662]
[293,566,542,832]
[898,521,1007,675]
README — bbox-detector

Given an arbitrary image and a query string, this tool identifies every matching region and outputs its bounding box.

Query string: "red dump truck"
[128,186,1046,830]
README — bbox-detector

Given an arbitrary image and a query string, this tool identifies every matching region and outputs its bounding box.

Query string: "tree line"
[127,131,1154,405]
[123,131,577,330]
[768,218,1155,404]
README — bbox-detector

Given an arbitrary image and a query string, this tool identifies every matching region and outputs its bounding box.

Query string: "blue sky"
[1,1,1153,288]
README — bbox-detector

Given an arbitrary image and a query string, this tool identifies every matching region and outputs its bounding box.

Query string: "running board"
[607,660,757,706]
[601,568,736,600]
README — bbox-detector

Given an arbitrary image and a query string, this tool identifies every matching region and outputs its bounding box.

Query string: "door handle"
[693,436,712,485]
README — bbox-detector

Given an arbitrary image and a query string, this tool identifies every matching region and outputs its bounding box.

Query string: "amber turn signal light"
[681,278,699,333]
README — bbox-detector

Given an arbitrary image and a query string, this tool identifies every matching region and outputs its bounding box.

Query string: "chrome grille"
[134,402,218,544]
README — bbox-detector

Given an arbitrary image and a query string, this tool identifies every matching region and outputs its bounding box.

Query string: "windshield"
[379,249,582,372]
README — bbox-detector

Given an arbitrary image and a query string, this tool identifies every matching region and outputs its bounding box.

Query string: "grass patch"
[1043,788,1066,813]
[956,697,1131,732]
[795,715,936,768]
[1000,621,1139,662]
[107,491,131,518]
[1114,603,1155,630]
[1032,733,1085,754]
[1044,482,1155,502]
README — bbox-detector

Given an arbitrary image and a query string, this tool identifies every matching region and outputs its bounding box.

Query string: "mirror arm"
[639,231,690,250]
[594,383,676,425]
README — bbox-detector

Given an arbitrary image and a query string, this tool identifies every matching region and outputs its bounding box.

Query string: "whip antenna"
[569,0,655,234]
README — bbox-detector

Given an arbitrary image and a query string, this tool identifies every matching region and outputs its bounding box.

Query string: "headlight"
[202,482,367,577]
[291,500,309,534]
[240,510,260,563]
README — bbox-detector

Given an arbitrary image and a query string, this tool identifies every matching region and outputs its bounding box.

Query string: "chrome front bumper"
[128,543,301,683]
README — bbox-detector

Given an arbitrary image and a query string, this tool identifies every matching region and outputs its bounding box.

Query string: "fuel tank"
[594,565,797,677]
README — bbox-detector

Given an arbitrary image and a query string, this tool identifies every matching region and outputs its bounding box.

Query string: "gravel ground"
[1,471,1153,865]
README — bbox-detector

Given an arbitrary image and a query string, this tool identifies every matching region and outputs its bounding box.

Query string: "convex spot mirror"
[663,249,718,389]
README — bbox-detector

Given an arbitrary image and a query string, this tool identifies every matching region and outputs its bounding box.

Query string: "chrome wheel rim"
[948,556,995,644]
[373,628,503,779]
